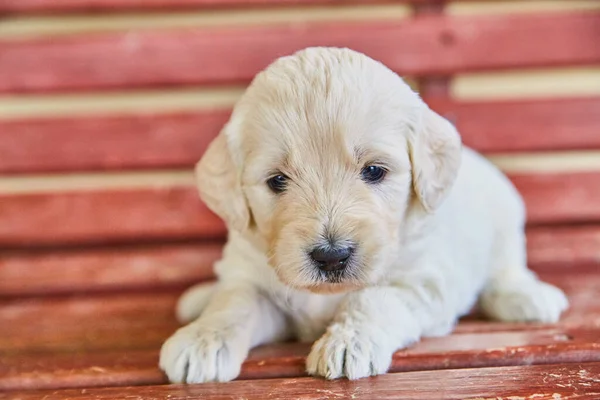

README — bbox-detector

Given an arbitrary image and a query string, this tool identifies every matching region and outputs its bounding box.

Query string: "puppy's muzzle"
[309,245,354,272]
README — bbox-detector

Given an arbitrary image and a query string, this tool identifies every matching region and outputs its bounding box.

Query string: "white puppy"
[159,47,568,383]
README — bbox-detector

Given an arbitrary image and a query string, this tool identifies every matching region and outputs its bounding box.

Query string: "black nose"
[310,246,353,272]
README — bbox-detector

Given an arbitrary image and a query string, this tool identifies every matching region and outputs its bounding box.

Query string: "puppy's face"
[197,48,461,294]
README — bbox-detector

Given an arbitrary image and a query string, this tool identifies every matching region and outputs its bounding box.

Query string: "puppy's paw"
[159,324,246,383]
[306,324,392,380]
[481,280,569,323]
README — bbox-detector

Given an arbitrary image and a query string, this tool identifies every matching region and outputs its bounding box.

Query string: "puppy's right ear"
[195,128,250,232]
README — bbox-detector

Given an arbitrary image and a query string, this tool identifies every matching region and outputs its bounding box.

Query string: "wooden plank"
[0,243,221,296]
[511,172,600,225]
[429,97,600,153]
[1,172,599,247]
[5,363,600,399]
[1,12,598,93]
[0,0,406,14]
[0,273,597,355]
[1,226,597,296]
[527,226,600,274]
[0,111,229,174]
[0,187,227,247]
[2,328,600,391]
[4,97,600,174]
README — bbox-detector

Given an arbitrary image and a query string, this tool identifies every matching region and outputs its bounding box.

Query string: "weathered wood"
[0,111,230,174]
[430,97,600,153]
[2,172,599,247]
[0,0,407,13]
[1,12,598,93]
[0,243,221,296]
[3,97,599,173]
[0,187,226,247]
[2,328,600,391]
[0,226,597,296]
[5,363,600,400]
[0,273,597,354]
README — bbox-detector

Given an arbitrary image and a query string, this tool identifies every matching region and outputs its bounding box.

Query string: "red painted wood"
[1,12,598,93]
[512,172,600,225]
[0,187,227,247]
[0,111,229,174]
[2,328,599,391]
[6,363,600,399]
[0,226,597,296]
[0,0,407,13]
[527,226,600,274]
[428,97,600,153]
[0,273,597,354]
[0,243,221,296]
[4,97,599,174]
[1,172,598,247]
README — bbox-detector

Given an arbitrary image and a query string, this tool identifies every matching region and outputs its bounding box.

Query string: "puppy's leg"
[160,284,290,383]
[176,282,217,324]
[480,225,568,323]
[307,283,448,380]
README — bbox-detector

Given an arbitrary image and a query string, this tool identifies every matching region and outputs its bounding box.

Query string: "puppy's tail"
[175,281,217,323]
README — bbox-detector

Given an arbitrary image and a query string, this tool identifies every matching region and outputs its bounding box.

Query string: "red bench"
[1,1,599,398]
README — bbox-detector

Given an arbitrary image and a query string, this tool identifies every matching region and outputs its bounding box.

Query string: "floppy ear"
[195,127,250,232]
[409,105,462,213]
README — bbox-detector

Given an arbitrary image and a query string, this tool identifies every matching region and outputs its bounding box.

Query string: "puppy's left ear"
[409,105,462,213]
[195,126,250,232]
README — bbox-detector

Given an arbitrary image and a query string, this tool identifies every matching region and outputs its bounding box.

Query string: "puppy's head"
[197,47,461,293]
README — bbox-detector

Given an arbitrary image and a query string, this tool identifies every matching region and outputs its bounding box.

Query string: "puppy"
[160,47,568,383]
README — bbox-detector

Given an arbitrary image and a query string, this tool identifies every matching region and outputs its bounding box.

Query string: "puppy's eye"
[267,174,288,193]
[361,165,387,183]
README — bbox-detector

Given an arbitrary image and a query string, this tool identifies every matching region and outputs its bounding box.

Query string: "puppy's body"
[160,48,567,383]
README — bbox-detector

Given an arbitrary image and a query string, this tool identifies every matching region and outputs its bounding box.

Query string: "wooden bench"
[1,1,599,398]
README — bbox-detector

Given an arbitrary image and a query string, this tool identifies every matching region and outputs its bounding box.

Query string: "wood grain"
[1,12,598,93]
[429,97,600,153]
[0,273,598,354]
[1,225,597,296]
[5,363,600,399]
[0,242,221,296]
[0,0,407,13]
[0,111,229,174]
[1,172,599,247]
[3,97,599,174]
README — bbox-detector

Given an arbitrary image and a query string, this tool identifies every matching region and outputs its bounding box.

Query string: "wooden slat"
[5,363,600,399]
[1,226,597,296]
[0,187,226,247]
[0,243,221,296]
[511,172,600,225]
[1,273,599,391]
[429,97,600,153]
[0,273,597,354]
[0,0,407,14]
[1,12,598,93]
[3,97,598,174]
[2,329,599,391]
[1,172,599,247]
[0,111,229,174]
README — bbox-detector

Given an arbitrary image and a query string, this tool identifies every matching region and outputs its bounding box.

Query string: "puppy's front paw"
[306,324,393,380]
[481,280,569,323]
[159,324,246,383]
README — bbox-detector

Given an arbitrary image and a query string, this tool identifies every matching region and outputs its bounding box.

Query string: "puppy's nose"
[310,246,353,272]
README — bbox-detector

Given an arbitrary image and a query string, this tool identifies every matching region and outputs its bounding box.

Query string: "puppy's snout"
[310,246,354,272]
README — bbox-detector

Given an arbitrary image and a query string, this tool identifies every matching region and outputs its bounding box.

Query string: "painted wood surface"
[1,12,598,93]
[2,97,599,174]
[1,272,599,391]
[2,172,599,247]
[1,225,598,296]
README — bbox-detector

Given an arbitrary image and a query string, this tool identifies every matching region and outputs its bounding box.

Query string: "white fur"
[159,47,568,383]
